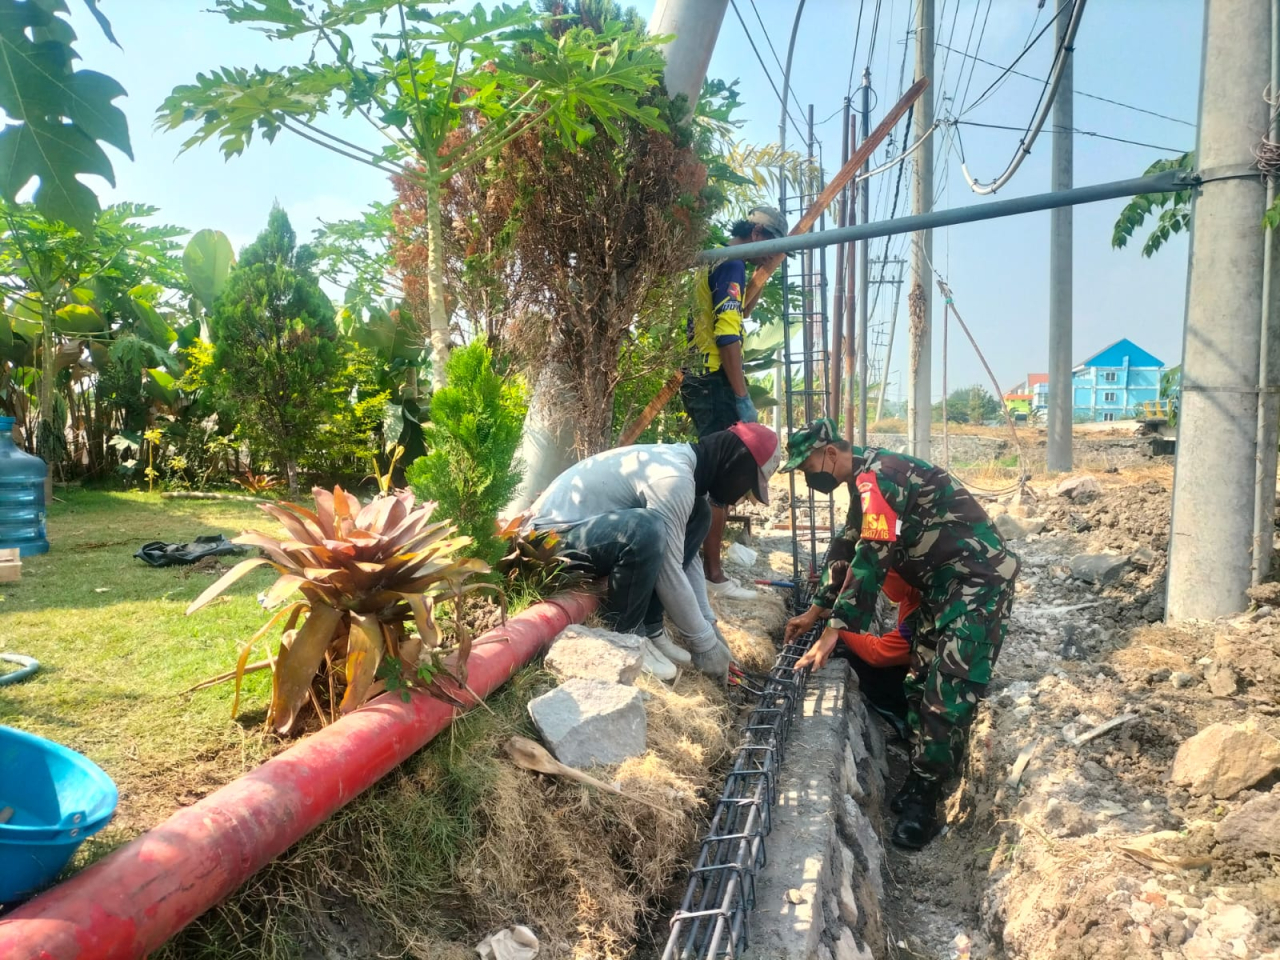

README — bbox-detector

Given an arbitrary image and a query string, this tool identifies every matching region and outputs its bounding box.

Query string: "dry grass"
[157,666,737,960]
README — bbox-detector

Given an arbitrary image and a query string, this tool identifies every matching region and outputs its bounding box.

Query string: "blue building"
[1072,338,1165,422]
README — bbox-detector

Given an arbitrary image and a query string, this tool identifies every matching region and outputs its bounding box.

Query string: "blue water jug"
[0,415,49,556]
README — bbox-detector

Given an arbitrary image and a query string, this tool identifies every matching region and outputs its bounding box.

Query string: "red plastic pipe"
[0,591,597,960]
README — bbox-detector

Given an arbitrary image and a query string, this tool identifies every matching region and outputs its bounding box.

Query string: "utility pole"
[1166,0,1273,620]
[843,114,857,441]
[857,68,872,445]
[872,257,908,422]
[830,98,851,422]
[1046,4,1074,472]
[906,0,934,458]
[648,0,731,106]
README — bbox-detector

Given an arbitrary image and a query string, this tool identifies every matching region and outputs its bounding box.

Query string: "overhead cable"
[960,0,1088,195]
[962,0,1072,117]
[747,0,810,127]
[940,42,1196,127]
[956,0,994,113]
[953,119,1189,155]
[728,0,808,145]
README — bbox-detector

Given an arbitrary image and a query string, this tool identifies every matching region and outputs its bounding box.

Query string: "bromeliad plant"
[187,485,494,734]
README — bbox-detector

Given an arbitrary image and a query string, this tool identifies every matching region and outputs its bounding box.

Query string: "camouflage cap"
[782,417,839,471]
[746,205,788,239]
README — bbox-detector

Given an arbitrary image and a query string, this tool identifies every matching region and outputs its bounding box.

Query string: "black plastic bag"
[134,535,248,568]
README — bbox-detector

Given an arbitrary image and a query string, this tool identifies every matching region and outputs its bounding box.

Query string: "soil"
[869,464,1280,960]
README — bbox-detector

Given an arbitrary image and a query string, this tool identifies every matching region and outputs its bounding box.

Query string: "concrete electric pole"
[1046,9,1074,473]
[648,0,731,105]
[1166,0,1274,620]
[907,0,934,458]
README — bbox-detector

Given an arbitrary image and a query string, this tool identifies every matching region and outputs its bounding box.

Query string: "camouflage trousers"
[903,583,1017,783]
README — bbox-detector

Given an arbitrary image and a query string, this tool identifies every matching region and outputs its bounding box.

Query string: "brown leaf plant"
[187,486,498,734]
[231,472,283,495]
[495,515,595,596]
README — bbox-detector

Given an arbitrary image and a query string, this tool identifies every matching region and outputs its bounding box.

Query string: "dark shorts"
[681,369,739,438]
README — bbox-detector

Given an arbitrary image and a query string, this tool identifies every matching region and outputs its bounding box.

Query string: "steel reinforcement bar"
[661,619,821,959]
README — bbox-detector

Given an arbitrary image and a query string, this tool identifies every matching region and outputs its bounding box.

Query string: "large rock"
[1215,790,1280,856]
[1169,720,1280,799]
[1204,661,1240,697]
[527,679,646,770]
[544,625,643,685]
[1069,553,1131,585]
[1055,475,1101,500]
[995,513,1046,540]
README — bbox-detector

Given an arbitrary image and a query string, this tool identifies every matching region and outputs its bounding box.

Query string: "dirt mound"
[880,465,1280,960]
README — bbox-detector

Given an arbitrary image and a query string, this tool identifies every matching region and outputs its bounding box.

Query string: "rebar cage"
[661,114,844,960]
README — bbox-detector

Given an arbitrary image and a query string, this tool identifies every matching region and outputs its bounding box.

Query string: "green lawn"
[0,489,288,853]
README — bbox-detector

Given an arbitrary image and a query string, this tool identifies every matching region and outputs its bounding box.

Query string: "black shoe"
[889,773,928,814]
[891,780,942,850]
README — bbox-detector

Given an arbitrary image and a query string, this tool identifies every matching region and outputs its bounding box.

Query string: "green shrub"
[406,342,526,565]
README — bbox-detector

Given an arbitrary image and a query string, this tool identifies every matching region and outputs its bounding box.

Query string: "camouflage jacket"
[812,448,1019,635]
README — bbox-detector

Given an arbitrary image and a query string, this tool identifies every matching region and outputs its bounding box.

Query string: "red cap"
[728,422,781,505]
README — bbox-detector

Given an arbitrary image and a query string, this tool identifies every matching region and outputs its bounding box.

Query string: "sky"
[73,0,1204,403]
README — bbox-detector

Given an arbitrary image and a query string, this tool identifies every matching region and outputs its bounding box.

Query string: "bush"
[406,342,527,565]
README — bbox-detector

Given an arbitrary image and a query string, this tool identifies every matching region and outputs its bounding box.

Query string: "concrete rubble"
[1213,790,1280,857]
[1054,474,1102,500]
[543,625,643,685]
[1069,551,1131,585]
[1169,720,1280,799]
[995,513,1047,541]
[527,678,647,770]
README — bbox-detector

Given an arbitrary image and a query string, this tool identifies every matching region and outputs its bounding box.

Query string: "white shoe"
[641,640,678,681]
[648,631,692,666]
[706,577,759,601]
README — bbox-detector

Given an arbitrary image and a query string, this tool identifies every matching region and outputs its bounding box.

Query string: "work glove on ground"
[735,393,759,424]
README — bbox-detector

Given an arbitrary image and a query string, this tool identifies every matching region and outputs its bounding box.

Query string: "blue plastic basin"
[0,725,118,902]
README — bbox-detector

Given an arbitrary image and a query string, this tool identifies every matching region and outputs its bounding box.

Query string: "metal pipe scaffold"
[698,169,1191,264]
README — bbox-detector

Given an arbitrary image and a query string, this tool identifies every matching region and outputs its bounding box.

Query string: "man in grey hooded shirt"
[527,422,780,682]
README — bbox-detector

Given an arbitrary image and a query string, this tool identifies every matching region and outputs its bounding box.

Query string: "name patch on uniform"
[856,472,899,542]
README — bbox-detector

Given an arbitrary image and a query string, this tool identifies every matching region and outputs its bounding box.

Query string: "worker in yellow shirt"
[681,206,788,602]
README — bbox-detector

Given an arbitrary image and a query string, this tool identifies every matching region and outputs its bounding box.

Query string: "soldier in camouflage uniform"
[784,418,1019,849]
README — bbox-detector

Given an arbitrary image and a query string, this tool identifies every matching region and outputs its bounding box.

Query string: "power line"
[962,0,1071,116]
[953,119,1189,154]
[938,41,1195,127]
[956,0,994,114]
[747,0,810,130]
[865,0,884,73]
[728,0,808,145]
[847,0,868,99]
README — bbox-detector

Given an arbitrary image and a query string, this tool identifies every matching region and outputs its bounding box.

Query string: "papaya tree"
[156,0,669,389]
[0,0,132,232]
[0,201,185,468]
